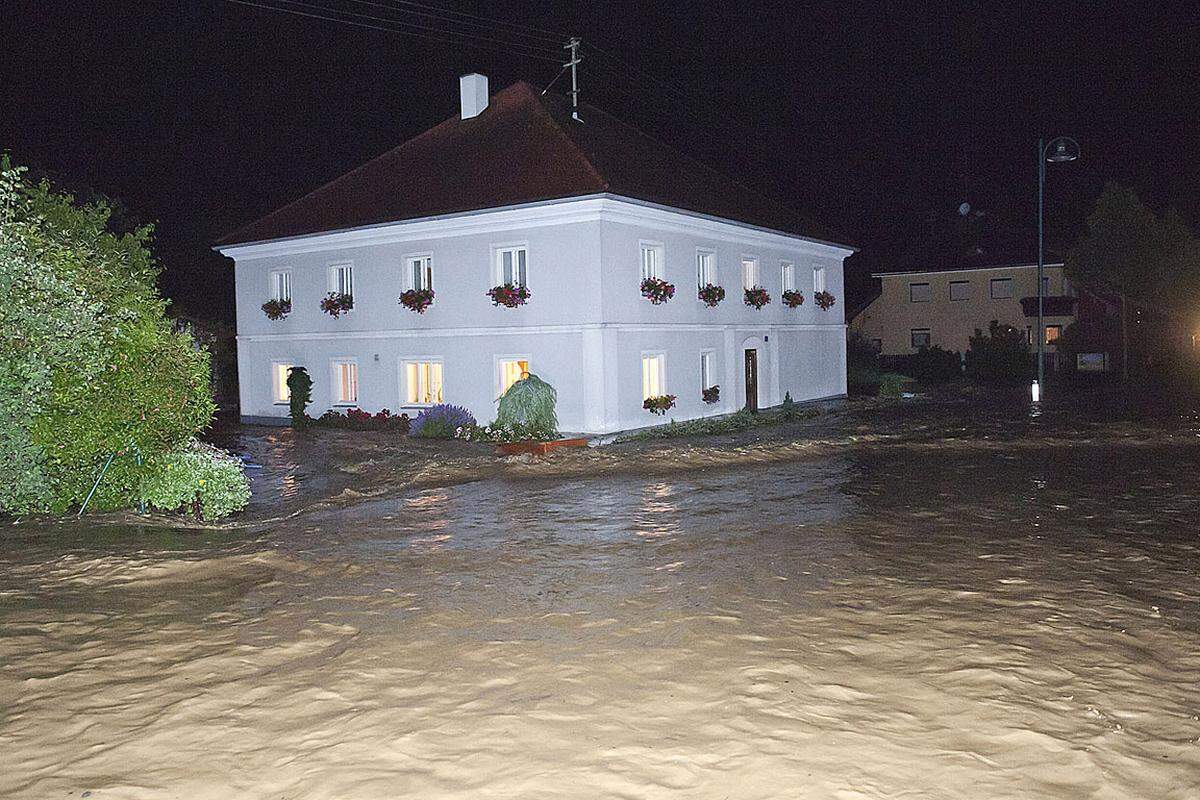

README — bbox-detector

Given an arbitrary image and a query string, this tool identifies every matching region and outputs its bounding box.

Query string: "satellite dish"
[958,202,971,216]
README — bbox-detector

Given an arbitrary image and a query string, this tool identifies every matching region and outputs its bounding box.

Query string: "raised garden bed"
[497,437,588,456]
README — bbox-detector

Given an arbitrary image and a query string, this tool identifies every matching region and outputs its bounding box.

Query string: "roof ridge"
[526,86,610,191]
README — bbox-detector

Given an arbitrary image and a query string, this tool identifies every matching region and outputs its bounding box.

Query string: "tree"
[286,366,313,426]
[965,321,1033,386]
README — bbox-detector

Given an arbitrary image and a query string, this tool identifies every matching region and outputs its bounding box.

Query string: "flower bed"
[320,292,354,318]
[643,394,676,415]
[261,298,291,320]
[411,404,476,438]
[781,290,805,308]
[399,288,435,314]
[815,290,836,310]
[640,277,675,304]
[316,408,409,432]
[702,385,720,404]
[697,283,725,307]
[744,287,770,309]
[487,283,531,308]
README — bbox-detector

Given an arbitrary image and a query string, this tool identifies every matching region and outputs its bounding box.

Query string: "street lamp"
[1034,135,1080,402]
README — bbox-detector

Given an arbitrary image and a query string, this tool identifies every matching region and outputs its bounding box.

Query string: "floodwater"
[3,399,1200,799]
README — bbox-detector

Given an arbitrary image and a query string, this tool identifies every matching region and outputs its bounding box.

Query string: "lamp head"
[1046,137,1080,163]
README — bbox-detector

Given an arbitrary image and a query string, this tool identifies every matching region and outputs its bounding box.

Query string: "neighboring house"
[852,260,1077,367]
[216,75,854,433]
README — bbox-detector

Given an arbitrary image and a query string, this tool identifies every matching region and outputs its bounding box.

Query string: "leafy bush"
[697,283,725,307]
[495,373,558,438]
[966,321,1034,386]
[411,404,476,438]
[457,421,555,443]
[320,292,353,317]
[744,287,770,309]
[643,394,677,415]
[139,441,251,520]
[878,373,906,399]
[848,366,883,396]
[880,345,961,383]
[316,407,410,432]
[286,366,312,426]
[640,277,675,304]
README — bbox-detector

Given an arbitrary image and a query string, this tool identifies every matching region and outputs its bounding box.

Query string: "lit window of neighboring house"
[332,360,358,405]
[330,263,354,298]
[909,282,931,302]
[271,362,293,404]
[813,266,827,293]
[781,263,795,292]
[911,329,931,349]
[741,257,759,290]
[949,280,969,301]
[696,250,716,288]
[990,277,1013,299]
[408,255,433,291]
[640,242,664,281]
[1045,325,1062,344]
[496,246,528,287]
[270,270,291,302]
[700,350,715,390]
[498,358,529,397]
[403,360,443,405]
[642,353,665,400]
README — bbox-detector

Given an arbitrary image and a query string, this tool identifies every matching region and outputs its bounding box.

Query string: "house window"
[700,350,715,390]
[909,282,932,302]
[813,266,827,293]
[330,263,354,297]
[408,255,433,292]
[270,270,291,303]
[496,246,528,287]
[741,257,759,290]
[781,263,796,292]
[403,360,443,405]
[498,358,529,397]
[990,277,1013,299]
[911,329,931,349]
[1026,326,1033,345]
[1042,276,1052,295]
[271,362,293,404]
[642,353,665,400]
[949,280,969,301]
[871,338,882,352]
[696,250,716,288]
[640,242,664,281]
[332,360,358,405]
[1045,325,1062,344]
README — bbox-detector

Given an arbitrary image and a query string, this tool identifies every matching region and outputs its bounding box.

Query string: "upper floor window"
[781,263,796,292]
[813,266,827,293]
[949,280,969,301]
[642,353,665,400]
[909,282,932,302]
[696,250,716,288]
[700,350,715,390]
[496,246,528,287]
[408,255,433,292]
[270,270,291,302]
[1042,275,1052,295]
[911,329,931,349]
[741,257,760,290]
[990,277,1013,299]
[403,360,443,405]
[271,362,293,404]
[330,263,354,298]
[498,358,529,397]
[332,359,358,405]
[640,242,664,281]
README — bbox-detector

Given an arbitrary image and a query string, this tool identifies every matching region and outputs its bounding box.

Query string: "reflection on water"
[2,402,1200,799]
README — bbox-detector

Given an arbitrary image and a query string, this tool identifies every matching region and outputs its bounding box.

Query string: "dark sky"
[3,1,1198,320]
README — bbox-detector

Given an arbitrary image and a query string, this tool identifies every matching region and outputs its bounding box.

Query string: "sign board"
[1077,352,1109,372]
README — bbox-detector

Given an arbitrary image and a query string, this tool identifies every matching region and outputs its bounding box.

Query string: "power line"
[342,0,566,45]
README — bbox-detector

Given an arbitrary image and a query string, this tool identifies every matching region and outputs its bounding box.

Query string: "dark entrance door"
[744,349,758,412]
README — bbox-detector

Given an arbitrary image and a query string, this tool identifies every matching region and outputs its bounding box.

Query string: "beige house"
[852,261,1077,363]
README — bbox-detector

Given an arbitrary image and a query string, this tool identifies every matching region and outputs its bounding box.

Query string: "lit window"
[409,256,433,292]
[1045,325,1062,344]
[696,250,716,288]
[272,363,293,404]
[781,263,795,292]
[404,361,443,404]
[642,353,665,400]
[700,350,715,390]
[813,266,827,293]
[950,280,969,301]
[331,263,354,297]
[332,360,358,405]
[640,243,664,281]
[990,277,1013,299]
[498,358,529,397]
[911,329,931,349]
[497,246,528,287]
[270,270,291,302]
[741,257,759,290]
[909,282,931,302]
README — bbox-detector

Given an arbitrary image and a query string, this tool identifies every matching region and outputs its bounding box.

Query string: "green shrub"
[966,321,1034,386]
[848,366,883,396]
[877,373,906,399]
[880,345,962,382]
[287,367,313,426]
[495,373,558,439]
[139,441,251,520]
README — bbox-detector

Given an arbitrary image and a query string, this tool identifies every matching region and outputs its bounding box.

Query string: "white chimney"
[459,73,489,119]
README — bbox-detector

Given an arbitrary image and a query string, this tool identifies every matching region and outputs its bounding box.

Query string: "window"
[270,270,291,303]
[271,362,293,404]
[911,329,931,349]
[696,250,716,288]
[332,360,358,405]
[642,353,665,400]
[781,263,796,292]
[408,255,433,291]
[496,246,528,287]
[1042,276,1052,295]
[871,339,882,352]
[741,257,759,290]
[1045,325,1062,344]
[700,350,715,390]
[640,242,664,281]
[909,282,932,302]
[330,263,354,297]
[813,266,827,293]
[1026,326,1033,345]
[498,358,529,397]
[990,277,1013,299]
[949,280,969,301]
[403,360,443,405]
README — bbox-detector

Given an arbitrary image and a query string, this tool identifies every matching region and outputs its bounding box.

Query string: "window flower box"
[261,298,291,320]
[697,283,725,307]
[640,277,675,304]
[320,292,354,318]
[781,290,805,308]
[643,394,676,415]
[488,283,531,308]
[702,385,720,404]
[814,290,836,310]
[744,287,770,309]
[399,288,435,314]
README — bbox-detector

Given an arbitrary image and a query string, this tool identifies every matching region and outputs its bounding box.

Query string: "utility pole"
[564,36,582,122]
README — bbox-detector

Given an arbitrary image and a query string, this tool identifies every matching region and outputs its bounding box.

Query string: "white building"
[217,75,854,434]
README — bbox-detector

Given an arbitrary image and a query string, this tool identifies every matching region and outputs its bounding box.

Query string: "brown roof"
[218,81,851,248]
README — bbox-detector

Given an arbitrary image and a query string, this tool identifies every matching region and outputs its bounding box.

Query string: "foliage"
[495,373,558,438]
[782,290,805,308]
[847,331,880,370]
[261,298,291,320]
[877,373,906,399]
[880,345,962,383]
[0,159,240,516]
[399,288,435,313]
[743,287,770,309]
[316,407,410,432]
[630,404,820,440]
[697,283,725,307]
[320,292,354,317]
[965,320,1034,386]
[848,366,883,396]
[814,290,837,310]
[138,441,251,520]
[411,404,476,438]
[640,277,675,304]
[286,366,313,426]
[457,421,556,443]
[487,283,531,307]
[643,394,677,415]
[702,385,720,404]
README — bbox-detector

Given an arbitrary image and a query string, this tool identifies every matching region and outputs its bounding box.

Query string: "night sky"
[4,1,1197,321]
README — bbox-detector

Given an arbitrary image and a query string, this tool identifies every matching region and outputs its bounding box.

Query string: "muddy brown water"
[2,398,1199,798]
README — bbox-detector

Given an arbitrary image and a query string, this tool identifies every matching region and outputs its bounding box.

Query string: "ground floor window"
[498,358,529,397]
[911,329,931,349]
[272,362,293,404]
[403,360,443,405]
[642,353,665,400]
[700,350,715,390]
[1045,324,1062,344]
[332,360,358,405]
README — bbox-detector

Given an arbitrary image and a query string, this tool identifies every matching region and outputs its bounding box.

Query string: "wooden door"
[744,349,758,412]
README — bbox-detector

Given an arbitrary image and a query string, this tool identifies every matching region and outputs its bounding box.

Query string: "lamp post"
[1034,136,1080,402]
